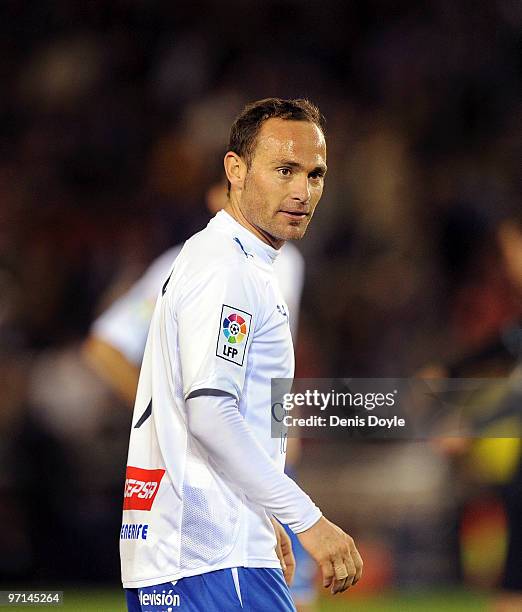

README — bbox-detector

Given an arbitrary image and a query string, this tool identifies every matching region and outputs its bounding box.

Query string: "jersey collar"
[212,210,280,265]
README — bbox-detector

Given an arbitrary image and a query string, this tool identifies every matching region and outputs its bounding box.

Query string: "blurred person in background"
[427,201,522,611]
[82,173,319,611]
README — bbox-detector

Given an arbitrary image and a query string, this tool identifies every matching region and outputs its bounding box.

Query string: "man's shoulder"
[179,225,257,278]
[168,232,263,313]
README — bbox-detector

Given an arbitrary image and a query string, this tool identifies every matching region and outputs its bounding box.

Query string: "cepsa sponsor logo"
[123,466,165,511]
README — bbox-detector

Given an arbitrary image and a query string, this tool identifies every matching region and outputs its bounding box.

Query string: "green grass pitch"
[9,587,490,611]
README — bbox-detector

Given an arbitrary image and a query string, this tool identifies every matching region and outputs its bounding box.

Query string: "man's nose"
[291,174,311,202]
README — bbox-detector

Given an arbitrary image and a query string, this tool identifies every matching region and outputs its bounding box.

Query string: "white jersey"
[91,233,304,365]
[121,211,299,587]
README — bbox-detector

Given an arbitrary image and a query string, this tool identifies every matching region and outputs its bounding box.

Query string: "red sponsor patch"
[123,466,165,511]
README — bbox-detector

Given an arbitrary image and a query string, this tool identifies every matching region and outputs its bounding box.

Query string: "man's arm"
[187,393,320,531]
[83,248,183,405]
[186,393,363,593]
[81,336,139,406]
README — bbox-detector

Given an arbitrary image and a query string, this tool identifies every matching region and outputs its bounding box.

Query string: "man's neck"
[223,197,284,250]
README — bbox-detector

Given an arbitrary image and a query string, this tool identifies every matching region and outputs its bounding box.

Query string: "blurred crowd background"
[1,0,521,605]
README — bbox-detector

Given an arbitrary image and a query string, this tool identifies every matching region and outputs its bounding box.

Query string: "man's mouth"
[279,210,309,220]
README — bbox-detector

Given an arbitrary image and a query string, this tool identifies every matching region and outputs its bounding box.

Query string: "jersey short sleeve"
[174,261,261,401]
[91,246,181,365]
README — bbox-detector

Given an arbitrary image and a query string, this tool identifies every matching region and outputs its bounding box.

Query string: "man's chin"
[261,221,308,245]
[281,222,308,241]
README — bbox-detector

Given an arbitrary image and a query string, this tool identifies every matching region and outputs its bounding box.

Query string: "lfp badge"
[217,305,251,365]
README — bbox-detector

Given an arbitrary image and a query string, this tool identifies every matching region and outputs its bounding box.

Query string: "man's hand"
[297,516,363,595]
[271,518,296,586]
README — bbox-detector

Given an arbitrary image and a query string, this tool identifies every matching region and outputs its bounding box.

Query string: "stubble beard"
[242,175,311,243]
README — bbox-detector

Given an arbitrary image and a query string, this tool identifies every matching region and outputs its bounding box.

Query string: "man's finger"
[282,550,295,586]
[277,543,287,572]
[333,558,349,580]
[331,559,349,594]
[283,561,294,586]
[334,555,359,594]
[331,577,346,595]
[320,560,335,588]
[351,547,364,585]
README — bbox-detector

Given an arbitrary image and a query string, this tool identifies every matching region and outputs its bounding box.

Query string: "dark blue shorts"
[125,567,296,611]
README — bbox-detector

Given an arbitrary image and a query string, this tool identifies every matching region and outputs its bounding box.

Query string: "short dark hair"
[226,97,325,191]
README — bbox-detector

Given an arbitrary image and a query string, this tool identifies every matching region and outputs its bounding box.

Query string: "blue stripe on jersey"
[233,237,253,258]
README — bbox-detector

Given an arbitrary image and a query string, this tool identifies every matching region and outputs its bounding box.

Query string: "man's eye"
[309,172,324,180]
[278,168,291,177]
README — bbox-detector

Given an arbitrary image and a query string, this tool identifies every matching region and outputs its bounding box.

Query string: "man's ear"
[224,152,247,192]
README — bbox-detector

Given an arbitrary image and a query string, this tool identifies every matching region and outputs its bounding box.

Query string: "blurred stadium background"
[1,1,521,610]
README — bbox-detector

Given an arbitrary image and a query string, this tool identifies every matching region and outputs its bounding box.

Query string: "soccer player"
[120,98,363,611]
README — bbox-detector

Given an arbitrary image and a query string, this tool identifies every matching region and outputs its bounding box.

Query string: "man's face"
[238,118,327,245]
